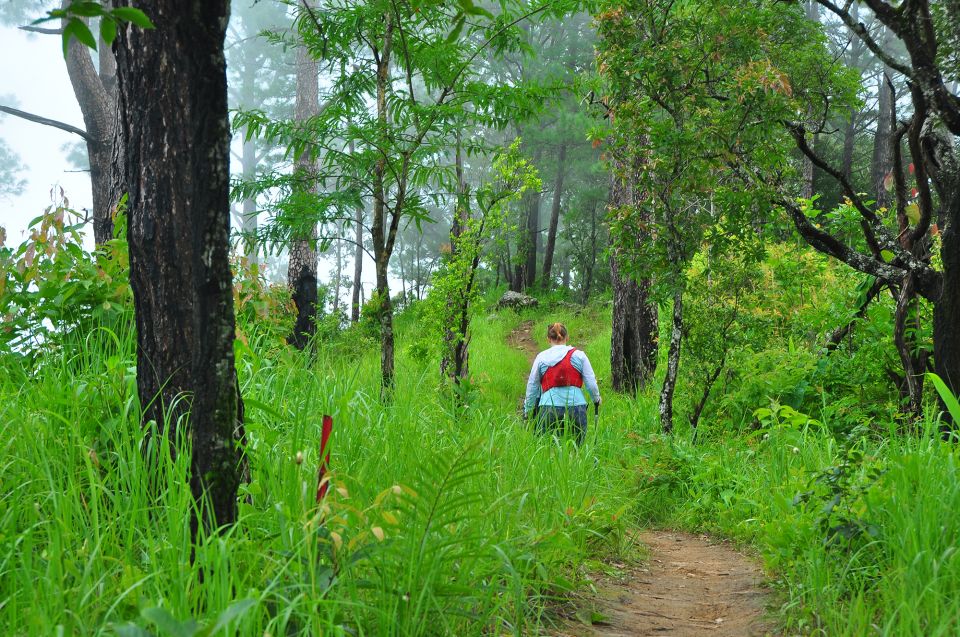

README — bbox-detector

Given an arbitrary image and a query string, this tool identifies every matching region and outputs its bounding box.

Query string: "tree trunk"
[240,136,258,262]
[935,192,960,436]
[609,166,658,393]
[658,289,684,434]
[871,70,894,210]
[841,108,857,182]
[288,30,320,350]
[541,143,566,288]
[442,139,471,384]
[64,10,121,246]
[351,144,363,323]
[332,220,343,315]
[115,0,244,532]
[371,13,396,392]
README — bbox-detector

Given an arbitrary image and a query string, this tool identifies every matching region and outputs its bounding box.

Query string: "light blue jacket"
[524,345,600,416]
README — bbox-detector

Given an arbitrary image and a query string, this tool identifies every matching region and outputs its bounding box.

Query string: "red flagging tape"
[316,414,333,503]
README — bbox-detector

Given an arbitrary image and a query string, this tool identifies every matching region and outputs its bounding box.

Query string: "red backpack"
[541,348,583,392]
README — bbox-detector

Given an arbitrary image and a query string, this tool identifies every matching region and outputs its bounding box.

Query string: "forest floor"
[507,321,775,636]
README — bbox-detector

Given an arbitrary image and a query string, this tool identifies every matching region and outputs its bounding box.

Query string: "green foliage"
[0,196,132,361]
[422,140,540,374]
[34,1,154,56]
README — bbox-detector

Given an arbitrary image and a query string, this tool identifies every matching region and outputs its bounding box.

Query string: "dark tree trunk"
[371,13,396,393]
[287,22,320,350]
[442,140,471,385]
[609,167,658,393]
[658,289,684,434]
[935,193,960,436]
[65,9,122,246]
[115,0,244,532]
[541,143,567,288]
[515,150,542,291]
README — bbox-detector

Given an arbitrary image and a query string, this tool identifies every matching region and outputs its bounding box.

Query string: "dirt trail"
[556,531,774,637]
[506,321,774,636]
[508,319,540,362]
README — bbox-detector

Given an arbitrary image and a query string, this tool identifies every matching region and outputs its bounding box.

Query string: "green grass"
[3,301,960,635]
[0,305,638,635]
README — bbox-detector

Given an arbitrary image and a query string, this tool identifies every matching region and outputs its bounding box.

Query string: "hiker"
[524,322,601,445]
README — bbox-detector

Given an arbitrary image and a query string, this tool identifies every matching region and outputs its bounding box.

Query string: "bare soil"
[553,530,775,637]
[508,319,541,361]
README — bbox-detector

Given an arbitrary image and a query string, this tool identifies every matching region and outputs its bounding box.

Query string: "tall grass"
[4,301,960,635]
[0,306,637,635]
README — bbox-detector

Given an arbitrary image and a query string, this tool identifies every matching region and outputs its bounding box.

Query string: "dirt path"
[556,530,774,637]
[508,319,540,362]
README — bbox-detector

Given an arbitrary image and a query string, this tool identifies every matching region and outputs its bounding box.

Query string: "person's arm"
[578,351,601,404]
[524,355,543,417]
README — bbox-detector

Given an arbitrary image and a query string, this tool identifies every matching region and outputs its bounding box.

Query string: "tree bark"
[371,13,396,392]
[658,289,684,434]
[115,0,244,532]
[871,70,894,210]
[287,29,320,350]
[63,5,122,246]
[350,143,363,323]
[609,165,658,393]
[541,143,566,287]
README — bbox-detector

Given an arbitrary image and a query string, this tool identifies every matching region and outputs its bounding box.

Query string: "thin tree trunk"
[443,139,471,383]
[287,32,320,350]
[64,6,121,246]
[371,13,396,392]
[542,143,566,287]
[658,289,684,434]
[841,108,857,182]
[115,0,244,533]
[333,220,344,315]
[240,136,258,263]
[351,162,363,322]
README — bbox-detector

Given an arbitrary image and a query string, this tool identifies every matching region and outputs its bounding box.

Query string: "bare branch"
[0,104,93,143]
[19,25,63,35]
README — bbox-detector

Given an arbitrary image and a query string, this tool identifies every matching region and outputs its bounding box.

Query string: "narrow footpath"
[507,321,775,637]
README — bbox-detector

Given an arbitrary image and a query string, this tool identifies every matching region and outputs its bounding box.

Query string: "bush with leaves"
[0,196,132,363]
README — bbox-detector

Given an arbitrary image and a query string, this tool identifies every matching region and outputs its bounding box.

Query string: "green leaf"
[111,7,156,29]
[63,17,98,53]
[446,15,466,43]
[112,624,154,637]
[140,607,199,637]
[203,599,256,636]
[880,249,895,263]
[100,16,118,46]
[463,5,495,18]
[927,373,960,424]
[905,202,921,225]
[68,2,106,18]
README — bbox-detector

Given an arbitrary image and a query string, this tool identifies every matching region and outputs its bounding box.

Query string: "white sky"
[0,25,92,245]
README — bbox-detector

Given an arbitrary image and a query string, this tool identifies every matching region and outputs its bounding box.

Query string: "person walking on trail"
[524,322,601,445]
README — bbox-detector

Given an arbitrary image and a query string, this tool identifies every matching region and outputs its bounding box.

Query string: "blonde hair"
[547,322,568,342]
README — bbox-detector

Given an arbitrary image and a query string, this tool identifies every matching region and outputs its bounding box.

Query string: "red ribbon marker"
[316,414,333,503]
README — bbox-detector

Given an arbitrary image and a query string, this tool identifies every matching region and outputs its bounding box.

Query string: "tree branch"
[19,25,63,35]
[0,104,93,142]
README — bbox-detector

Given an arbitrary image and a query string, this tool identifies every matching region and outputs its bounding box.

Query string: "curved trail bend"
[507,321,775,636]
